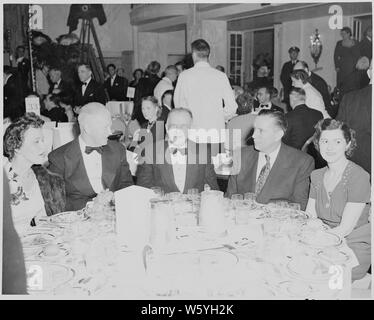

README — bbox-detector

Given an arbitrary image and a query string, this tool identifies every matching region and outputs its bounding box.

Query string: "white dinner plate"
[286,255,332,282]
[49,211,89,224]
[299,231,342,248]
[21,232,56,249]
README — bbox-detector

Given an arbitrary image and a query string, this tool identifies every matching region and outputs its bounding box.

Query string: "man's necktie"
[85,146,103,155]
[255,154,271,196]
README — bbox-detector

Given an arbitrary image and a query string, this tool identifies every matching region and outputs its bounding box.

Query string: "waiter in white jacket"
[174,39,238,160]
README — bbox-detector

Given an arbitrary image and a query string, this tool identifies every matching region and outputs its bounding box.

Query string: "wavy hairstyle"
[4,113,44,161]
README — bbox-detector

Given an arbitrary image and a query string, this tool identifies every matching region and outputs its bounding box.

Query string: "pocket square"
[89,93,93,96]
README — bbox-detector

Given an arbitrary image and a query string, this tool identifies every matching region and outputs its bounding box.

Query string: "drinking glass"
[151,186,164,198]
[262,218,281,238]
[187,188,199,200]
[244,192,256,202]
[235,202,251,225]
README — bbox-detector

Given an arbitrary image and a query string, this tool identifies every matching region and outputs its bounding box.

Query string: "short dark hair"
[161,89,173,103]
[46,94,60,106]
[78,63,91,71]
[290,87,306,98]
[341,26,352,36]
[147,61,161,75]
[57,92,73,106]
[313,119,357,157]
[236,92,254,115]
[257,109,288,133]
[133,68,144,78]
[175,61,185,69]
[191,39,210,58]
[107,64,116,71]
[269,87,278,98]
[290,69,310,84]
[257,86,271,95]
[4,113,45,161]
[49,65,62,72]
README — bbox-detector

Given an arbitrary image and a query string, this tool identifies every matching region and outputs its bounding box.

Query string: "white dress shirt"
[79,136,104,194]
[173,61,238,143]
[303,83,330,119]
[110,74,117,87]
[54,78,61,90]
[82,77,92,96]
[154,76,174,106]
[256,143,281,181]
[169,143,187,193]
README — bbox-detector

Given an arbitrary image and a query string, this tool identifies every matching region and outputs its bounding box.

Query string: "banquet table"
[21,197,358,299]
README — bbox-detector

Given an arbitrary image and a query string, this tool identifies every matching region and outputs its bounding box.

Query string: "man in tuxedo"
[280,46,299,108]
[74,64,107,109]
[49,66,71,95]
[159,89,174,123]
[227,109,314,210]
[48,103,133,210]
[154,65,177,105]
[293,61,334,117]
[336,63,372,174]
[104,64,128,101]
[282,87,323,149]
[3,66,24,120]
[136,108,219,193]
[252,86,284,114]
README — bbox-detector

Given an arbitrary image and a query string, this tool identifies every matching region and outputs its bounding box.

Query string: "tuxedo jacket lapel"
[84,81,94,98]
[159,141,179,192]
[249,151,258,192]
[64,139,96,196]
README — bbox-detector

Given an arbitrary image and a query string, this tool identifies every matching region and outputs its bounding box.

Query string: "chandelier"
[310,29,323,70]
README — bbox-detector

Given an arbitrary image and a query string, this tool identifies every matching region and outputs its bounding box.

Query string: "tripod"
[79,17,106,82]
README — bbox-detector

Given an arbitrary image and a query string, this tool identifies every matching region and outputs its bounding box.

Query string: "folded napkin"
[115,185,156,251]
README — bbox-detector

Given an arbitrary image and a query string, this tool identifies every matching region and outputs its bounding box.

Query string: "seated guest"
[159,89,174,123]
[48,103,133,210]
[252,86,284,114]
[117,67,126,78]
[305,119,371,281]
[48,66,71,95]
[74,64,107,109]
[226,110,314,210]
[293,61,333,117]
[129,68,144,88]
[136,108,219,193]
[132,96,165,145]
[269,87,287,113]
[104,64,128,101]
[226,92,256,150]
[154,65,177,106]
[3,113,66,235]
[247,66,272,91]
[35,61,50,99]
[57,92,76,122]
[282,87,323,149]
[42,94,68,123]
[291,69,330,119]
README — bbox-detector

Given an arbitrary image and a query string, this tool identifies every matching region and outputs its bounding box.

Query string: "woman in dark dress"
[334,27,361,95]
[129,68,144,88]
[305,119,371,281]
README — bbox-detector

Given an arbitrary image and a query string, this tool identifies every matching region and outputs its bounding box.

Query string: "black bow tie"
[260,104,270,109]
[82,82,88,86]
[85,146,103,155]
[170,147,187,156]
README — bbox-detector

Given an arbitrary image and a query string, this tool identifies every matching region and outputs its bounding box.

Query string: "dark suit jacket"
[282,104,323,150]
[17,57,30,90]
[358,37,372,61]
[253,100,284,113]
[4,74,24,119]
[136,140,219,193]
[104,75,128,101]
[336,85,371,174]
[159,105,172,123]
[49,79,71,94]
[280,60,298,102]
[133,75,161,123]
[226,143,314,210]
[48,138,134,210]
[74,79,107,107]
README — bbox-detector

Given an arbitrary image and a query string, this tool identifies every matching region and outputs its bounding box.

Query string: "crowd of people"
[3,26,372,292]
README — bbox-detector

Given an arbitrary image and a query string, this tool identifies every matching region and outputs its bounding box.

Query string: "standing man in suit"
[282,87,323,149]
[336,62,372,174]
[227,110,314,210]
[293,61,334,117]
[252,86,284,114]
[48,103,133,210]
[15,45,30,95]
[104,64,128,101]
[136,108,219,193]
[3,66,24,120]
[153,65,177,105]
[49,66,71,95]
[74,64,107,109]
[280,46,300,109]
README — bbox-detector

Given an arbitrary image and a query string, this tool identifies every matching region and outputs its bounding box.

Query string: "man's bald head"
[78,103,112,146]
